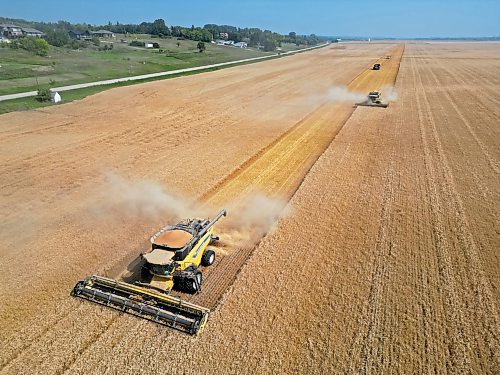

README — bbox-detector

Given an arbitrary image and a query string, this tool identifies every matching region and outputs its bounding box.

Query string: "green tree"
[197,41,206,52]
[36,88,52,102]
[151,19,169,36]
[263,38,277,52]
[20,37,49,56]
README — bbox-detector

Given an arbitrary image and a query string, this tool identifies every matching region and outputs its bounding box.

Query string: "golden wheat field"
[0,42,499,374]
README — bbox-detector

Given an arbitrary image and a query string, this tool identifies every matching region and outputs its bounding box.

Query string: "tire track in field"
[410,54,473,372]
[452,61,500,106]
[434,57,500,124]
[387,63,441,372]
[417,47,499,174]
[345,96,406,372]
[1,303,118,374]
[412,52,500,372]
[416,52,500,370]
[0,301,86,369]
[358,153,396,374]
[450,61,500,112]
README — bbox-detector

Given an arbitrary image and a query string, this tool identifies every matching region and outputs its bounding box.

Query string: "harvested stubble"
[0,43,388,372]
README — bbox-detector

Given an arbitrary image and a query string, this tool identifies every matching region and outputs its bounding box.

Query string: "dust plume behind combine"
[326,86,368,103]
[90,172,199,223]
[382,85,398,102]
[210,193,290,252]
[313,85,397,106]
[90,173,288,252]
[307,85,368,107]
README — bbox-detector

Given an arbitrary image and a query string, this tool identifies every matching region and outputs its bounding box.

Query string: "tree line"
[0,17,321,52]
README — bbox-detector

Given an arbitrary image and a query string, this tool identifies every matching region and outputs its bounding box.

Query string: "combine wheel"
[195,270,202,286]
[201,250,216,266]
[184,270,202,293]
[185,279,197,293]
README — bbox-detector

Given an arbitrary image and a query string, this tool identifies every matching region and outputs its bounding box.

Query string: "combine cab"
[72,209,227,335]
[356,91,389,108]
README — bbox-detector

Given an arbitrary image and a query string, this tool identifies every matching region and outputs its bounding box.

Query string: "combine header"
[72,275,210,334]
[72,209,227,335]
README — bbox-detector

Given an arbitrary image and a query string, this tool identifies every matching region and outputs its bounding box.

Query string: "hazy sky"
[2,0,499,37]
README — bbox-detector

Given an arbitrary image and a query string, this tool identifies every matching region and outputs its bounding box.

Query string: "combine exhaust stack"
[72,275,209,335]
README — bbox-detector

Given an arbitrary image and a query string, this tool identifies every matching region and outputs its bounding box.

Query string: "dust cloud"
[219,193,290,247]
[90,174,289,249]
[325,86,367,103]
[384,86,398,102]
[308,85,367,106]
[91,172,197,221]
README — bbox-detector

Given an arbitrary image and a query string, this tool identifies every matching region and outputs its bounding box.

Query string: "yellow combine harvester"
[72,209,227,335]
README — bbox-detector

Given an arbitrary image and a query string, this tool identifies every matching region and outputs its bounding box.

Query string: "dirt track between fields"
[1,42,499,374]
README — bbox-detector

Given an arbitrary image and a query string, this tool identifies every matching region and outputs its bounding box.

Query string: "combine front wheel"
[201,250,215,266]
[185,270,202,293]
